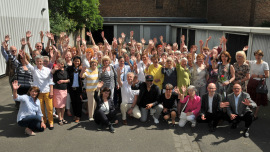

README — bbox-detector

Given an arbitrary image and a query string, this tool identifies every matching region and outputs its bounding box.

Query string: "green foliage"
[260,20,270,27]
[49,0,103,35]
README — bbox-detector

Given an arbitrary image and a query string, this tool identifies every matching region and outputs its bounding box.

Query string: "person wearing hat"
[131,75,163,124]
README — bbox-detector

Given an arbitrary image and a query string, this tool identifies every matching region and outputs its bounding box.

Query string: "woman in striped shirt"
[80,60,99,121]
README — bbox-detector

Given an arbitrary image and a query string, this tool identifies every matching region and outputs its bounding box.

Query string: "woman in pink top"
[178,85,201,127]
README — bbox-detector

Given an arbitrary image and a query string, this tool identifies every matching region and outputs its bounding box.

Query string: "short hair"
[121,49,127,54]
[127,72,135,77]
[102,56,111,65]
[72,56,81,66]
[151,54,159,60]
[254,50,264,56]
[175,51,181,55]
[97,51,103,55]
[35,55,44,61]
[90,59,98,65]
[27,86,40,99]
[203,47,209,51]
[219,51,231,63]
[181,57,188,62]
[187,53,192,59]
[43,56,49,60]
[92,45,99,50]
[235,51,247,61]
[166,57,173,63]
[196,54,205,60]
[187,85,197,92]
[85,48,94,57]
[165,83,173,90]
[161,52,168,56]
[56,58,66,65]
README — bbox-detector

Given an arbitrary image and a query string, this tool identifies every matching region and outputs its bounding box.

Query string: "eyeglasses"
[233,88,241,90]
[166,89,172,91]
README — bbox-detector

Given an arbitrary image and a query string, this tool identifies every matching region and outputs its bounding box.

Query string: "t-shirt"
[159,93,178,110]
[249,60,269,80]
[83,68,99,92]
[121,81,139,104]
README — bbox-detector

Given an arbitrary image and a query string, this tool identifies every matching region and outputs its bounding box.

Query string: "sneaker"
[109,124,115,133]
[152,116,159,124]
[244,128,249,138]
[97,124,103,131]
[89,118,94,121]
[191,121,196,127]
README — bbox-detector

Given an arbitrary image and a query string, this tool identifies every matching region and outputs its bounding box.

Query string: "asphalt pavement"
[0,76,269,152]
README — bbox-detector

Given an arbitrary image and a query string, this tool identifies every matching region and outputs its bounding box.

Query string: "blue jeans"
[18,115,44,132]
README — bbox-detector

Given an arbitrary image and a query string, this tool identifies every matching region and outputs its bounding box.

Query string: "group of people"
[1,30,269,137]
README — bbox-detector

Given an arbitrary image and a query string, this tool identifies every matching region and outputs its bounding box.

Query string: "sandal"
[58,120,63,126]
[62,119,68,124]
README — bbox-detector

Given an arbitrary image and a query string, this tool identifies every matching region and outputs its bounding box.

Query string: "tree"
[49,0,103,35]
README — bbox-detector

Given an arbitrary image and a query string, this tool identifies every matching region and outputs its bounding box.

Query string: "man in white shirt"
[117,70,141,125]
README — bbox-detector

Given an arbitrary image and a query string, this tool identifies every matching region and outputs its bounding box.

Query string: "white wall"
[0,0,50,76]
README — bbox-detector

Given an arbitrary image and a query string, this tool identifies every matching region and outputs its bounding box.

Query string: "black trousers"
[69,88,82,118]
[94,109,117,126]
[197,111,224,128]
[232,111,253,128]
[18,115,44,132]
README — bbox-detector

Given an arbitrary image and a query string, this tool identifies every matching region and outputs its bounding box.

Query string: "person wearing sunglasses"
[131,75,163,124]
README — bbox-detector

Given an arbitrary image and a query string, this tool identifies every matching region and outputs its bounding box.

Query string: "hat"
[145,75,154,81]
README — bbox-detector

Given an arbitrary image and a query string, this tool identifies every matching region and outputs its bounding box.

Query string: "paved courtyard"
[0,76,269,152]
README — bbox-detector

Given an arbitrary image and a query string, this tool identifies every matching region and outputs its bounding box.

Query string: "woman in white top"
[247,50,269,120]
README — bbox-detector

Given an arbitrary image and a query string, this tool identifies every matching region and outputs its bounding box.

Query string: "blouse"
[180,95,201,117]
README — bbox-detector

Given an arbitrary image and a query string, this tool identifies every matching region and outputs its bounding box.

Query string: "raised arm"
[205,36,211,48]
[45,31,52,53]
[117,67,124,87]
[26,31,33,54]
[86,31,96,46]
[1,35,10,61]
[12,80,21,99]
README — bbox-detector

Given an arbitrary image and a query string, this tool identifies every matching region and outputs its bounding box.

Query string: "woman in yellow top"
[145,54,164,89]
[80,60,99,121]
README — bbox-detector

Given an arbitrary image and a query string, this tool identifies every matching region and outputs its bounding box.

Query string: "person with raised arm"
[23,52,54,130]
[26,31,47,56]
[178,85,201,128]
[12,80,46,135]
[227,84,257,138]
[131,75,163,124]
[94,81,117,133]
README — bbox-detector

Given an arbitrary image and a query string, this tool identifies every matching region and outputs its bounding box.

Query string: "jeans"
[140,104,163,122]
[18,115,44,132]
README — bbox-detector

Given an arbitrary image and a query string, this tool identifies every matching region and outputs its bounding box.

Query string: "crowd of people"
[1,30,269,137]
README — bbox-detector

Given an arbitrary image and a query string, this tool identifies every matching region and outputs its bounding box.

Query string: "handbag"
[180,98,189,119]
[256,79,268,94]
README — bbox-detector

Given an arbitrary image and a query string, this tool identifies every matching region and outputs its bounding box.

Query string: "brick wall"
[207,0,270,26]
[253,0,270,26]
[99,0,207,18]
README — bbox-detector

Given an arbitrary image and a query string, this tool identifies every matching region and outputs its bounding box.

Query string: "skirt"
[53,89,67,108]
[247,78,268,106]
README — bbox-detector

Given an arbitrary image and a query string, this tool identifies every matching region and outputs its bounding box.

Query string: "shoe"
[25,128,36,136]
[48,125,54,130]
[170,123,176,127]
[244,128,249,138]
[231,123,237,129]
[97,124,103,131]
[109,124,115,133]
[191,121,196,127]
[58,120,63,126]
[89,118,94,121]
[152,116,159,124]
[75,119,80,123]
[62,119,68,124]
[122,119,127,125]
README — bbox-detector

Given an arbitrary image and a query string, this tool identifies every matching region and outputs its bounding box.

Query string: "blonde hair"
[235,51,246,61]
[101,55,111,65]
